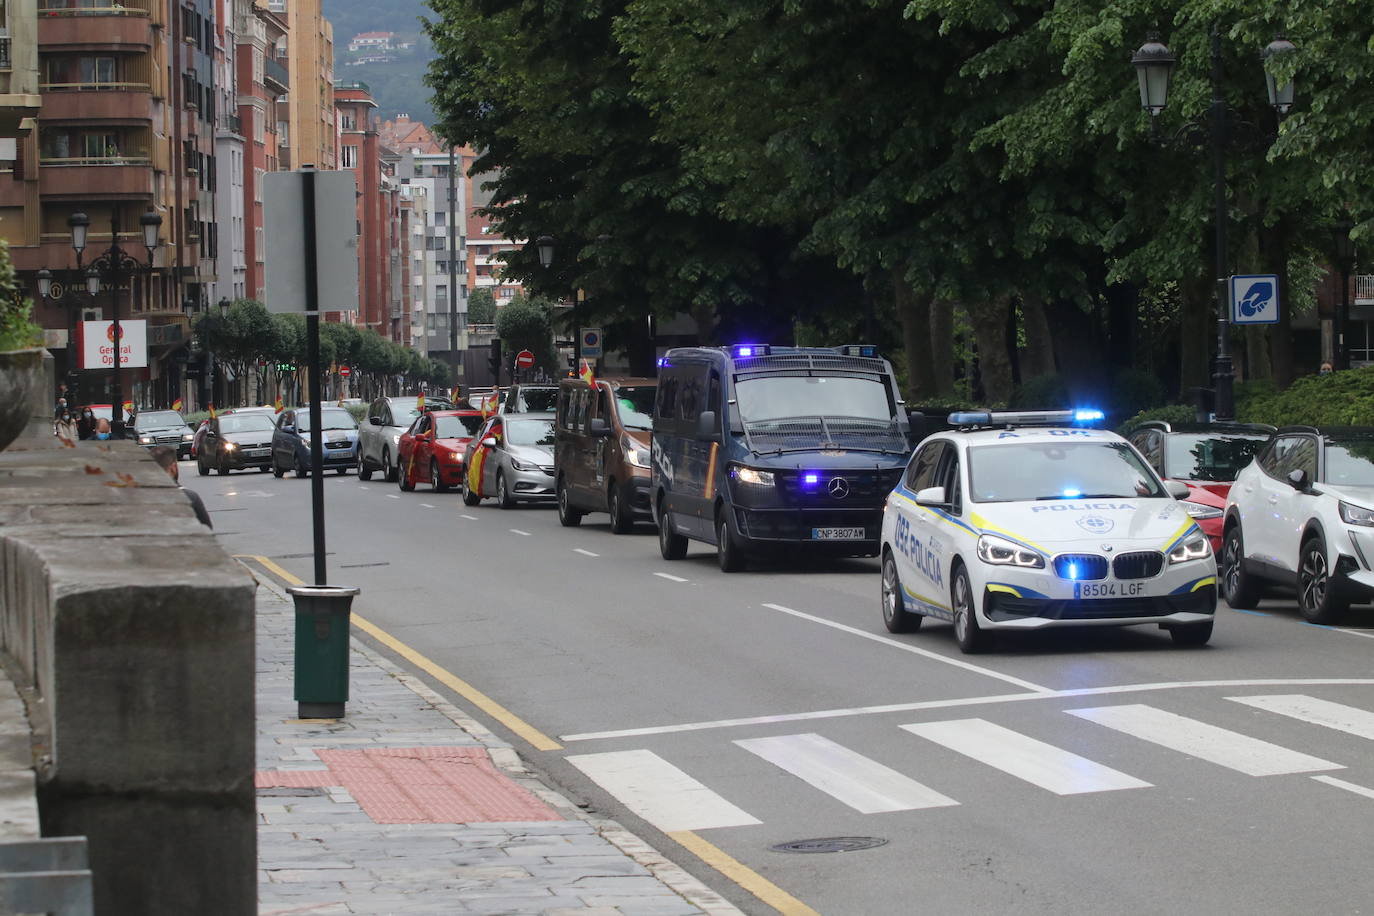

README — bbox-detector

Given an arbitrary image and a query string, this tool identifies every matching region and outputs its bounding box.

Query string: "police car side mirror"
[696,411,720,442]
[914,486,946,507]
[1166,480,1190,500]
[1287,468,1309,491]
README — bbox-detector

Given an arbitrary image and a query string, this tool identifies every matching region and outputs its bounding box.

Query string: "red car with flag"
[396,409,486,492]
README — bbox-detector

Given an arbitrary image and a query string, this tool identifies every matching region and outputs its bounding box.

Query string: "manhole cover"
[769,836,888,854]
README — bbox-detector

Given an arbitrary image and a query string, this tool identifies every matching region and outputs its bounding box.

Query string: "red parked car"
[1128,421,1275,552]
[396,409,487,492]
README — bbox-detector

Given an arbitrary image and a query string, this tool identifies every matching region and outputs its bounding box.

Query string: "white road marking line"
[761,603,1050,694]
[420,503,435,509]
[1312,775,1374,800]
[566,749,760,832]
[386,494,400,499]
[225,491,238,496]
[735,733,958,813]
[557,678,1374,743]
[573,548,599,558]
[358,486,370,490]
[1229,694,1374,741]
[510,528,532,536]
[901,719,1150,795]
[654,572,688,583]
[461,514,479,520]
[1068,704,1343,776]
[1311,626,1374,641]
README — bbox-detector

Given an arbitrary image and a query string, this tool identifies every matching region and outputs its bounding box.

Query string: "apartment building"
[399,180,429,353]
[460,146,524,305]
[1,0,203,409]
[270,0,333,171]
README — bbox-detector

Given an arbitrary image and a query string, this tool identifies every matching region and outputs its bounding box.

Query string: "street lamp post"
[535,236,576,372]
[35,262,100,397]
[1332,222,1356,370]
[1132,28,1297,421]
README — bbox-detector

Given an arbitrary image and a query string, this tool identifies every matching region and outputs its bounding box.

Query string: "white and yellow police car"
[880,409,1217,652]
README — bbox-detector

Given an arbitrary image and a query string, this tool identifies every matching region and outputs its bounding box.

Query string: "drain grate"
[256,786,327,797]
[769,836,888,854]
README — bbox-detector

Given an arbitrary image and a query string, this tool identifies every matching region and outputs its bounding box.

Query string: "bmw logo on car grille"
[828,477,850,499]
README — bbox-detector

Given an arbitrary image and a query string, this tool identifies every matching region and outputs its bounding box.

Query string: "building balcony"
[39,84,152,124]
[38,5,154,51]
[39,159,154,199]
[1354,275,1374,306]
[263,57,288,92]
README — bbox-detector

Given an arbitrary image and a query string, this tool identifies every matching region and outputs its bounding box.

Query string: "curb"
[250,569,745,916]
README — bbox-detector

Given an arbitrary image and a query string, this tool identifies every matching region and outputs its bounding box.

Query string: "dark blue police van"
[651,344,914,571]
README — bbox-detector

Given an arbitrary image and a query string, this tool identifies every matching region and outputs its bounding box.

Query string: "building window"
[434,211,445,226]
[435,285,447,307]
[341,115,356,131]
[341,145,358,169]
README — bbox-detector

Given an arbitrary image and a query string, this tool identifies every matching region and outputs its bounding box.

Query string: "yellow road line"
[666,830,822,916]
[236,554,562,752]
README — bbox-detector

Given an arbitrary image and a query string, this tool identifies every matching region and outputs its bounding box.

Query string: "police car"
[880,409,1218,652]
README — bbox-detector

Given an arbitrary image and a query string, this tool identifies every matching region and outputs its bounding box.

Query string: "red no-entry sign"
[339,365,351,378]
[515,350,535,369]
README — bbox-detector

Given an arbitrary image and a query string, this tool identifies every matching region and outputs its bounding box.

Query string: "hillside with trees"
[324,0,435,123]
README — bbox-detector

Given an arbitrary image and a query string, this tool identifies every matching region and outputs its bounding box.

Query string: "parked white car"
[880,410,1217,652]
[1221,426,1374,623]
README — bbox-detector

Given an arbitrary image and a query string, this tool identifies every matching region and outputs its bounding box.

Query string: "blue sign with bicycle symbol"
[1230,274,1280,325]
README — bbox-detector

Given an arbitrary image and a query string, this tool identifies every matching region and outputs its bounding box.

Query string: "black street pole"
[302,166,327,587]
[447,145,459,374]
[574,288,583,375]
[1209,25,1235,421]
[1338,264,1352,370]
[109,214,126,437]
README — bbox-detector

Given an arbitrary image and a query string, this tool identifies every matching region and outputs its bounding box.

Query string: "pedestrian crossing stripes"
[567,696,1374,833]
[735,733,958,813]
[901,718,1152,794]
[1067,704,1343,776]
[566,749,761,832]
[1228,694,1374,741]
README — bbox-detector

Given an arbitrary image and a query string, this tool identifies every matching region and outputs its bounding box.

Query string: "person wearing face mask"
[54,410,78,441]
[94,418,114,441]
[76,408,97,440]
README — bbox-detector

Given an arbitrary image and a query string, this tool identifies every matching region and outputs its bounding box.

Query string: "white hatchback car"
[880,410,1218,652]
[1221,426,1374,623]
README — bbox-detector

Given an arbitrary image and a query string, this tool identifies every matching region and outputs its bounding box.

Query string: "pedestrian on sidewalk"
[76,407,96,440]
[54,410,78,441]
[93,418,116,441]
[149,445,213,529]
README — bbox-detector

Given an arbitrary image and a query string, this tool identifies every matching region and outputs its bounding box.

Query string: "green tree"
[466,287,496,325]
[495,294,557,371]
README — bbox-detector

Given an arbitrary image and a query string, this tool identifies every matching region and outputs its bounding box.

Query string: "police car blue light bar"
[946,408,1107,427]
[732,344,771,358]
[836,345,879,357]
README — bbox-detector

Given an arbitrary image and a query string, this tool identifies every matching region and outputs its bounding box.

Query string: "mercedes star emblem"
[828,477,850,499]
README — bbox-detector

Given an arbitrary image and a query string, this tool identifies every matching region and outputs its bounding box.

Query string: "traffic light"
[488,339,503,385]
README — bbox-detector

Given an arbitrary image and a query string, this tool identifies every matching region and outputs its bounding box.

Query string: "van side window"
[707,370,721,414]
[557,389,572,430]
[572,389,588,432]
[657,374,678,420]
[680,369,703,422]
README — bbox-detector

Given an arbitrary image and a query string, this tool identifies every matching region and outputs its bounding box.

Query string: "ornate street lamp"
[68,211,89,256]
[1263,35,1298,116]
[536,235,555,269]
[1333,220,1357,370]
[36,268,52,299]
[85,267,100,296]
[1132,32,1176,117]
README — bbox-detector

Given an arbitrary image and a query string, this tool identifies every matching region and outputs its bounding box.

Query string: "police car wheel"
[1168,620,1213,647]
[658,501,688,560]
[951,565,990,653]
[881,550,922,633]
[717,512,746,573]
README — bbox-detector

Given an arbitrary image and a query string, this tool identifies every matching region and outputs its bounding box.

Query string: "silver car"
[358,396,451,482]
[461,414,557,508]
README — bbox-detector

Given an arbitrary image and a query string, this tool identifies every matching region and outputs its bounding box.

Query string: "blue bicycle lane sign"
[1229,274,1281,325]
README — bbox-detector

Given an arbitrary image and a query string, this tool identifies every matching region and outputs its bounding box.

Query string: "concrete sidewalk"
[253,575,739,916]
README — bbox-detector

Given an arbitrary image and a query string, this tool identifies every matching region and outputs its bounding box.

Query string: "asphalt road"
[196,463,1374,916]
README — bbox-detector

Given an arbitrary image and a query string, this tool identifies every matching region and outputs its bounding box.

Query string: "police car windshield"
[506,418,555,447]
[734,376,893,423]
[1323,437,1374,486]
[969,441,1163,503]
[1164,433,1266,482]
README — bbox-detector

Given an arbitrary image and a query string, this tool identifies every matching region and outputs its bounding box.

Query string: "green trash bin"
[288,585,361,718]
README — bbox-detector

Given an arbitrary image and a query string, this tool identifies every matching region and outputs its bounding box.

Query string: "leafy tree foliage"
[467,287,496,325]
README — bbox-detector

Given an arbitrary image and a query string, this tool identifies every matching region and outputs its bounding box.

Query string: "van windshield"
[734,376,894,423]
[614,386,656,430]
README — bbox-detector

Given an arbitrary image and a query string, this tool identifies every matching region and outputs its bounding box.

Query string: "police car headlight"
[1182,502,1223,520]
[733,466,774,486]
[1168,534,1211,564]
[1339,501,1374,527]
[976,534,1044,568]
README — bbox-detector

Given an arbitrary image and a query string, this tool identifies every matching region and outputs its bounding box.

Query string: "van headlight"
[1182,502,1223,520]
[1168,534,1211,564]
[1339,501,1374,527]
[622,436,650,469]
[732,466,774,486]
[976,534,1044,568]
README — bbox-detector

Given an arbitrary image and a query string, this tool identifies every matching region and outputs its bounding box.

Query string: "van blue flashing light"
[732,344,770,358]
[1074,408,1106,424]
[837,345,879,357]
[657,357,668,368]
[802,472,821,487]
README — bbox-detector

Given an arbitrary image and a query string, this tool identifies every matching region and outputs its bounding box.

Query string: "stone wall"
[0,402,257,915]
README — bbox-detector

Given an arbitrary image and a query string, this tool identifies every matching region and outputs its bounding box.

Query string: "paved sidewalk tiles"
[253,573,738,916]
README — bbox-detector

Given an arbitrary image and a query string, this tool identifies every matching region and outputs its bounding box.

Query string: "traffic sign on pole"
[581,328,603,359]
[339,365,351,378]
[1229,274,1280,325]
[515,350,535,369]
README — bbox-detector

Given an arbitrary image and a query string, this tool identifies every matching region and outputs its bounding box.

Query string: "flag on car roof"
[171,397,183,412]
[208,403,217,419]
[482,390,499,416]
[579,359,596,387]
[122,399,134,415]
[416,390,426,411]
[274,395,284,414]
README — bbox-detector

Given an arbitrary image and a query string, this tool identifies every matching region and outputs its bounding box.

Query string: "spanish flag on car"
[416,391,426,411]
[274,395,284,414]
[481,391,499,417]
[122,399,134,416]
[171,397,183,412]
[579,359,596,387]
[208,403,217,419]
